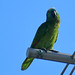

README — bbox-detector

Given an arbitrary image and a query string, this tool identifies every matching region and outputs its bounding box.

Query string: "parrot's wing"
[31,22,48,48]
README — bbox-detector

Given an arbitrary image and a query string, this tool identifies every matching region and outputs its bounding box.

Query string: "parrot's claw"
[37,50,43,58]
[50,50,59,53]
[37,50,42,55]
[41,48,47,53]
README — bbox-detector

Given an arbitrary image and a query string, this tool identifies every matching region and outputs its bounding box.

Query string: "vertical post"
[61,51,75,75]
[61,63,69,75]
[70,66,75,75]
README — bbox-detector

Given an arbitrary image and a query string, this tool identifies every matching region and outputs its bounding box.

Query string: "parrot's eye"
[51,10,54,13]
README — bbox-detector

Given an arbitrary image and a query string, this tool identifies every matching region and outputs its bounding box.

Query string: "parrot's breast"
[34,29,58,50]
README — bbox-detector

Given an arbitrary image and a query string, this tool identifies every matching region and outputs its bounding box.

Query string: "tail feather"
[21,57,34,70]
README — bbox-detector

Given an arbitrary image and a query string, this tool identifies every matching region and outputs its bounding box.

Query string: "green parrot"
[21,8,60,70]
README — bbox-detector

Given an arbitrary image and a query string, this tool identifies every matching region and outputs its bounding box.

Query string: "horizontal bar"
[26,48,75,64]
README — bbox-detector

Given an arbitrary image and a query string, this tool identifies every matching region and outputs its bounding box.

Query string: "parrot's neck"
[46,20,60,26]
[46,19,60,24]
[46,20,60,28]
[46,17,60,29]
[46,15,60,25]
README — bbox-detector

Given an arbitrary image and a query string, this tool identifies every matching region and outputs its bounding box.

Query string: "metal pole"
[26,48,75,74]
[27,48,75,64]
[70,66,75,75]
[61,63,69,75]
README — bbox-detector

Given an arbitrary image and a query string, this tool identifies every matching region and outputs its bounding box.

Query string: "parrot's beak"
[52,11,56,17]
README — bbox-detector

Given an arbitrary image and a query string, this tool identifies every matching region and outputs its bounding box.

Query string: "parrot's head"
[46,8,60,23]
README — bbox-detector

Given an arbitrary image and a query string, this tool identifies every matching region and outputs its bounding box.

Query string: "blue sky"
[0,0,75,75]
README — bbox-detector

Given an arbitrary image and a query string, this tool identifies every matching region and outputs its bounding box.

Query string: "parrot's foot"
[50,50,59,53]
[37,50,43,58]
[41,48,47,53]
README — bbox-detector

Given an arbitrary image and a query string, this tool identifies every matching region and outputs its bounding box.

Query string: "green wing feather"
[31,22,48,48]
[21,57,34,70]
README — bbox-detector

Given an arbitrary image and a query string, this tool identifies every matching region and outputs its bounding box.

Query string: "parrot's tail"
[21,57,34,70]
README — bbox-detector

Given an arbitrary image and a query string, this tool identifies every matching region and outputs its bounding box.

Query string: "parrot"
[21,7,60,70]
